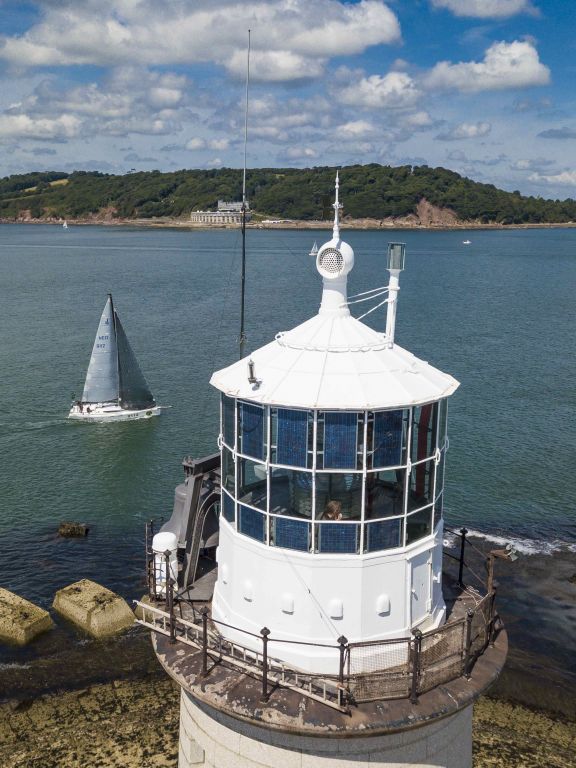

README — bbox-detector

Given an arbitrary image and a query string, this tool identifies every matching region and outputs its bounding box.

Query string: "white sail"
[81,296,119,403]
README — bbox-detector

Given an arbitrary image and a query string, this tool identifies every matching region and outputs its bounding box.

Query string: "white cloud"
[338,120,376,138]
[282,147,319,159]
[528,170,576,186]
[511,158,555,171]
[437,122,491,140]
[425,40,550,92]
[209,138,230,151]
[404,111,433,128]
[0,0,400,83]
[430,0,535,18]
[338,72,421,109]
[186,138,205,150]
[187,137,229,151]
[0,69,189,140]
[0,113,81,139]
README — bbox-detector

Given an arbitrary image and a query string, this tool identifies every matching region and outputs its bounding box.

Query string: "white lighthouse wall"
[178,690,472,768]
[211,520,445,674]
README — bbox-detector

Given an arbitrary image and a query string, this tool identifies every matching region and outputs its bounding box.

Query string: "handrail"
[135,580,499,710]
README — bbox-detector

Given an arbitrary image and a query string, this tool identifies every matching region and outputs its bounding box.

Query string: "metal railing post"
[488,590,497,647]
[201,607,209,677]
[164,550,171,611]
[410,629,422,704]
[260,627,270,702]
[337,635,348,687]
[167,574,176,644]
[145,521,150,598]
[463,608,474,678]
[337,635,348,707]
[458,527,468,587]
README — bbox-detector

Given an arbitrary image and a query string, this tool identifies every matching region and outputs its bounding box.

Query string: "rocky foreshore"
[0,674,574,768]
[1,215,575,231]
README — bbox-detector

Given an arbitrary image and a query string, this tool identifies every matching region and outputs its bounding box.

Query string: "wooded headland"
[1,164,575,226]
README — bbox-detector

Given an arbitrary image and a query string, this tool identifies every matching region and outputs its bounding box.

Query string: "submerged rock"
[58,522,89,537]
[53,579,134,638]
[0,588,53,646]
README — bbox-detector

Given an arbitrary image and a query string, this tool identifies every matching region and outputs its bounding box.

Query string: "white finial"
[332,171,342,240]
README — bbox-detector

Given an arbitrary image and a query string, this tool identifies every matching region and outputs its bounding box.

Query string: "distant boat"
[63,220,68,229]
[462,239,471,245]
[69,294,161,422]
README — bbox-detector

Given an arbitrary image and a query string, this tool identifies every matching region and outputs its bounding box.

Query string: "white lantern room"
[210,175,459,673]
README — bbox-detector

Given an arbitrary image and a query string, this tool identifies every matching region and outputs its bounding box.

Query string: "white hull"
[68,402,161,422]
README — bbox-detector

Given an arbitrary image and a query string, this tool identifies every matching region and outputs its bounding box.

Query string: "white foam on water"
[0,661,32,670]
[464,528,576,556]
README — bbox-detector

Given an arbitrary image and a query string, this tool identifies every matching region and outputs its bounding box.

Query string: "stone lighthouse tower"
[140,175,507,768]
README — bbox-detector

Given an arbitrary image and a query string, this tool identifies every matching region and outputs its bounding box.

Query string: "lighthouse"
[140,175,507,768]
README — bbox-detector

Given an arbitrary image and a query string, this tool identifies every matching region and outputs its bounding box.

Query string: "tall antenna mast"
[239,29,251,360]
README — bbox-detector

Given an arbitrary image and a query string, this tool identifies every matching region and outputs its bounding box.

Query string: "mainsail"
[115,314,156,410]
[81,296,119,403]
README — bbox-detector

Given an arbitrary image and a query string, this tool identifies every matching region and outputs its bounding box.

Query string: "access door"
[411,549,432,626]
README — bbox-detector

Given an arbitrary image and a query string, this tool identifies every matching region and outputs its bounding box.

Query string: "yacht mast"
[239,29,251,360]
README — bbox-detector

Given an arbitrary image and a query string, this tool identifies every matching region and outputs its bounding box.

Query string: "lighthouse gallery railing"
[135,589,497,711]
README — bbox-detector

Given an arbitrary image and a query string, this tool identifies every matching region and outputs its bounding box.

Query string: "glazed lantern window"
[220,396,449,554]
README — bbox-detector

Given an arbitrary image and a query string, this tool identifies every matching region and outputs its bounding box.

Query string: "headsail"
[115,314,156,409]
[81,296,119,403]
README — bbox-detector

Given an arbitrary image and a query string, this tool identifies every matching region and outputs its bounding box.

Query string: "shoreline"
[0,658,574,768]
[1,217,576,231]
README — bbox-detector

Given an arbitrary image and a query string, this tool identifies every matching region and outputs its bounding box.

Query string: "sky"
[0,0,574,199]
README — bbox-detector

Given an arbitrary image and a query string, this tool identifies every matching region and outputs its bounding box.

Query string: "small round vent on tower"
[317,247,344,277]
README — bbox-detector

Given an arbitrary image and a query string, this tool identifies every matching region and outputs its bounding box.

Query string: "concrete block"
[53,579,134,637]
[0,588,53,645]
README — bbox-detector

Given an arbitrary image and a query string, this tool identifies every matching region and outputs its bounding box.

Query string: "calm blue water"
[0,223,574,614]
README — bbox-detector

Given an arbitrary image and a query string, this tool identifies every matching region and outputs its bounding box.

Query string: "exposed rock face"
[0,588,53,646]
[53,579,135,638]
[416,198,460,227]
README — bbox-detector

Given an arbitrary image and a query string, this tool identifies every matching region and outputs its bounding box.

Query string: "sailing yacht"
[69,294,161,422]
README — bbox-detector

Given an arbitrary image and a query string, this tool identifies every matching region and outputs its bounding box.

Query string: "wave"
[446,526,576,556]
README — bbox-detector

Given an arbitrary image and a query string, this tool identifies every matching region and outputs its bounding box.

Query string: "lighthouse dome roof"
[210,311,459,410]
[211,174,459,410]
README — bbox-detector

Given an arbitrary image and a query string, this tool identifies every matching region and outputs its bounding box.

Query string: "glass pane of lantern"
[411,403,438,463]
[222,490,235,523]
[408,459,436,511]
[270,467,313,518]
[406,506,432,545]
[365,469,405,519]
[315,522,360,553]
[222,395,235,448]
[372,410,404,467]
[222,447,235,495]
[315,473,362,520]
[323,412,359,469]
[276,408,309,467]
[238,401,264,460]
[271,517,310,551]
[238,504,266,543]
[238,458,267,510]
[364,517,403,552]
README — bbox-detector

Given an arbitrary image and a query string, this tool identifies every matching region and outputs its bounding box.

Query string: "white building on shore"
[190,200,251,225]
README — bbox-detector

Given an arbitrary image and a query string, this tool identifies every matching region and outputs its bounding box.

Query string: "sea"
[0,223,574,706]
